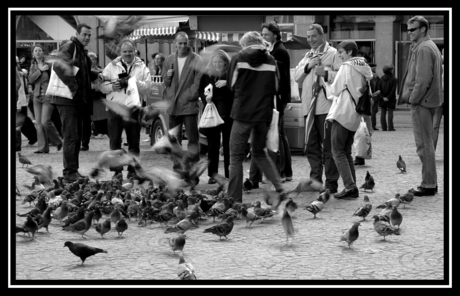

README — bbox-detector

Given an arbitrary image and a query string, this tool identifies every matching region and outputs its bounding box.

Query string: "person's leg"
[319,115,339,193]
[124,109,141,175]
[410,105,437,189]
[249,156,262,184]
[33,98,48,152]
[279,115,293,179]
[228,120,252,202]
[305,115,323,183]
[388,108,395,131]
[251,121,283,193]
[51,106,63,138]
[331,120,357,191]
[107,109,124,173]
[81,113,92,149]
[41,100,62,148]
[183,114,200,163]
[206,126,220,178]
[56,105,81,179]
[371,102,379,129]
[169,115,184,170]
[19,106,37,144]
[380,107,388,131]
[432,104,443,151]
[222,117,233,178]
[16,110,24,151]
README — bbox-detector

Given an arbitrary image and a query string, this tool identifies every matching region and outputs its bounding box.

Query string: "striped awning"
[220,33,245,44]
[195,31,220,42]
[128,26,178,40]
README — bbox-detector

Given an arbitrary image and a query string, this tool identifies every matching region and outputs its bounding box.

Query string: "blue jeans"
[380,107,394,130]
[107,109,141,173]
[410,104,437,189]
[34,96,62,152]
[228,120,283,201]
[56,105,82,178]
[306,114,339,191]
[432,104,443,151]
[169,114,200,170]
[330,120,357,190]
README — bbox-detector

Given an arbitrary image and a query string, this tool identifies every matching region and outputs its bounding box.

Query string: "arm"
[136,66,152,96]
[162,56,173,87]
[186,57,204,100]
[28,63,42,84]
[293,55,308,84]
[409,47,435,105]
[198,73,208,101]
[99,64,116,94]
[330,65,346,97]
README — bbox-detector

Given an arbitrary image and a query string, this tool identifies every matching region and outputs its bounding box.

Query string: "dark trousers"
[305,114,339,191]
[18,106,37,144]
[371,100,379,128]
[279,114,292,178]
[205,117,232,178]
[169,114,200,170]
[81,113,92,148]
[331,120,357,190]
[380,107,394,131]
[93,119,108,135]
[107,109,141,173]
[56,105,82,177]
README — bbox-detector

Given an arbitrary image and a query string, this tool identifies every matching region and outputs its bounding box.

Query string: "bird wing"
[281,208,294,237]
[26,165,53,184]
[102,99,138,122]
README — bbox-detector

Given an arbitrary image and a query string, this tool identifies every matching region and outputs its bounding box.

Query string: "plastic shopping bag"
[353,118,372,159]
[124,77,140,107]
[266,108,279,153]
[198,102,224,129]
[45,63,79,99]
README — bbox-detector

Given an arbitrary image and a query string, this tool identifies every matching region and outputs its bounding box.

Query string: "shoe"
[28,140,37,146]
[285,176,293,182]
[208,177,217,184]
[251,182,260,189]
[382,129,387,131]
[34,150,49,154]
[280,177,286,183]
[63,173,79,184]
[389,129,396,131]
[320,187,338,194]
[57,143,63,151]
[123,143,128,146]
[334,187,359,199]
[412,187,436,197]
[411,185,438,194]
[354,159,365,166]
[80,146,89,151]
[142,138,151,142]
[76,171,87,178]
[373,127,379,131]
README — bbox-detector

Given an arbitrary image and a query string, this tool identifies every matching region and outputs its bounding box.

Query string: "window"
[273,15,294,41]
[330,15,375,40]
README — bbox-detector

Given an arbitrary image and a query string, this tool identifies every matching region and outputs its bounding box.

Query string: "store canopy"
[282,34,311,50]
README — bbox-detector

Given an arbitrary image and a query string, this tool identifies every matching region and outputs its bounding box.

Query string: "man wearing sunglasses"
[399,15,443,197]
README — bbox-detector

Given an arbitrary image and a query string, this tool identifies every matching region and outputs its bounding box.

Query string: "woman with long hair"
[28,44,63,153]
[198,49,234,183]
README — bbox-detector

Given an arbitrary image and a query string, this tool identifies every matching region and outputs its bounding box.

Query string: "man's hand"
[383,97,389,102]
[112,81,122,92]
[39,64,49,72]
[315,65,326,77]
[167,68,174,77]
[215,80,227,88]
[307,57,321,71]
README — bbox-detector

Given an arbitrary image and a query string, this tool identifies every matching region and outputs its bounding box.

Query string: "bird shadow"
[339,245,359,253]
[64,263,91,270]
[374,238,400,244]
[16,236,35,243]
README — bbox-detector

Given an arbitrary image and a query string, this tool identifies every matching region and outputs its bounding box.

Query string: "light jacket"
[28,60,51,99]
[294,41,342,116]
[162,49,204,116]
[398,35,443,108]
[99,56,152,108]
[326,57,373,132]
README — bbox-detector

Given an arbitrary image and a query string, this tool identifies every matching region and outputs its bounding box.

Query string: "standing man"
[399,15,443,196]
[51,23,94,183]
[99,39,152,179]
[227,31,285,204]
[369,62,381,131]
[247,21,293,186]
[294,24,341,194]
[162,32,204,170]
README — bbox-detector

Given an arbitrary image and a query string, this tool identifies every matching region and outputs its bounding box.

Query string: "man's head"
[407,15,429,43]
[175,31,189,57]
[306,24,325,50]
[119,39,136,64]
[239,31,265,48]
[261,21,281,44]
[76,23,92,47]
[154,53,165,67]
[382,64,394,75]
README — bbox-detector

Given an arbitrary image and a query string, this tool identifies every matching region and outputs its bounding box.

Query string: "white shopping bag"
[125,77,140,107]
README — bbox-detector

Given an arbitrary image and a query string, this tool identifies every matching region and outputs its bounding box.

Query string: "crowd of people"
[15,15,443,199]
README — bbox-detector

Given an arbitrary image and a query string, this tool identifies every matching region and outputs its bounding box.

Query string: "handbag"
[347,80,372,116]
[266,97,279,153]
[198,102,224,130]
[45,45,79,99]
[353,118,372,159]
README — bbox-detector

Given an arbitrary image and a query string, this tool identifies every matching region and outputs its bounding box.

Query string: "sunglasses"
[407,27,420,33]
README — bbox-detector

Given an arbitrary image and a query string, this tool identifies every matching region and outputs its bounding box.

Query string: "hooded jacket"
[326,57,373,131]
[99,56,151,107]
[270,40,291,115]
[378,74,398,109]
[398,35,442,108]
[227,45,279,123]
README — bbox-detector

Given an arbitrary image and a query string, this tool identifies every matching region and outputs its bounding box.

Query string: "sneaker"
[285,176,293,182]
[334,187,359,199]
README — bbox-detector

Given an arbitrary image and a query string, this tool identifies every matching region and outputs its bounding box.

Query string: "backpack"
[347,80,372,116]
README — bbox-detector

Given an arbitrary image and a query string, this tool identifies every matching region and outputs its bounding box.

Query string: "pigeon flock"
[15,124,425,280]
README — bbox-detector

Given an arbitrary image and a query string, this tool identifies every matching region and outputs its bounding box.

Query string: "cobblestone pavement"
[11,107,449,287]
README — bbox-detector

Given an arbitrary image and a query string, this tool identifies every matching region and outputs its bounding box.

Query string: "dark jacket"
[50,37,94,110]
[198,71,233,119]
[270,40,291,115]
[227,45,279,123]
[378,74,398,109]
[369,72,381,103]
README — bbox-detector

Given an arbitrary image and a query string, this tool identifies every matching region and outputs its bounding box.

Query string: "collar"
[410,35,431,51]
[306,41,330,58]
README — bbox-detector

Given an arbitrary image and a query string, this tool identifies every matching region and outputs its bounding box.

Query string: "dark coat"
[198,71,233,119]
[270,40,291,115]
[378,74,398,109]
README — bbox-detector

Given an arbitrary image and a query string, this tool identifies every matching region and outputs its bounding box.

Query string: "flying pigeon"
[397,155,406,173]
[89,149,134,179]
[280,203,295,245]
[25,164,54,186]
[287,178,323,196]
[63,241,108,265]
[340,222,361,248]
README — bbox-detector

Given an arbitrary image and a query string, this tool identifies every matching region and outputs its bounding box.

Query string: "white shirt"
[177,56,187,79]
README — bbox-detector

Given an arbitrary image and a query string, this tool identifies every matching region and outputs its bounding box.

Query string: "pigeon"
[397,155,406,173]
[18,153,32,167]
[115,218,128,236]
[132,160,186,192]
[89,149,134,179]
[280,203,295,245]
[261,189,287,211]
[203,216,234,240]
[21,193,37,207]
[110,208,121,224]
[377,203,393,223]
[398,191,415,208]
[305,200,324,219]
[23,176,45,193]
[158,234,186,254]
[177,254,196,280]
[23,215,39,240]
[252,200,275,223]
[218,207,239,221]
[62,211,95,239]
[95,218,111,239]
[101,99,139,123]
[25,164,54,186]
[317,189,330,204]
[93,206,103,224]
[173,200,187,221]
[372,215,400,241]
[61,205,85,227]
[63,241,108,265]
[206,195,229,222]
[241,206,261,227]
[287,178,322,196]
[95,15,144,41]
[389,206,403,229]
[16,225,28,236]
[212,173,229,195]
[352,195,372,221]
[376,195,401,209]
[340,222,361,248]
[243,178,253,193]
[37,206,53,232]
[164,215,193,235]
[359,171,375,192]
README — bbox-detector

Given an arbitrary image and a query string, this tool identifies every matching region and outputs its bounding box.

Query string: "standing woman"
[28,44,63,153]
[198,50,234,183]
[326,40,373,199]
